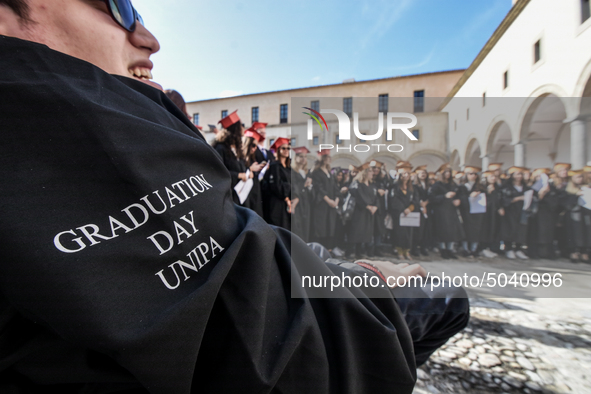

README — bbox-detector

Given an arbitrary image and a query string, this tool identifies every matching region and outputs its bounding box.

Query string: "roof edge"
[439,0,531,110]
[187,69,466,104]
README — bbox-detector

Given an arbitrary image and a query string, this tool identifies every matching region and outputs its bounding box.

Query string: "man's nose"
[129,23,160,54]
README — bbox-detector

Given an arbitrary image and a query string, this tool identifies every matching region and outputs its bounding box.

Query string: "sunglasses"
[280,147,291,151]
[103,0,144,32]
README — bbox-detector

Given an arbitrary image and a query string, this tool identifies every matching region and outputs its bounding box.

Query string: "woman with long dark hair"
[479,171,501,258]
[347,164,377,258]
[563,170,590,262]
[264,138,292,230]
[213,112,264,206]
[499,167,535,259]
[291,147,313,241]
[428,164,464,259]
[457,166,487,257]
[240,129,266,217]
[389,162,420,260]
[311,153,340,249]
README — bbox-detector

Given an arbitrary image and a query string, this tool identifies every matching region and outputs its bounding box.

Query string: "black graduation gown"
[526,183,561,253]
[264,161,291,230]
[563,190,591,250]
[428,181,465,243]
[310,169,339,240]
[213,143,246,205]
[371,176,389,239]
[413,181,430,247]
[241,160,264,217]
[348,181,377,244]
[291,169,313,242]
[499,184,535,245]
[0,36,417,393]
[255,147,274,220]
[457,182,486,243]
[388,183,420,249]
[482,186,502,244]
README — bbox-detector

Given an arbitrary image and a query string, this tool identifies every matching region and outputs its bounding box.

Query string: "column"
[514,143,525,167]
[570,120,587,169]
[482,156,490,171]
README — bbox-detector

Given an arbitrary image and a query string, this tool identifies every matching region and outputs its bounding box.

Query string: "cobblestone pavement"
[406,255,591,394]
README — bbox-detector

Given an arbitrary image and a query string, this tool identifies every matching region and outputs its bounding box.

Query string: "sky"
[135,0,513,103]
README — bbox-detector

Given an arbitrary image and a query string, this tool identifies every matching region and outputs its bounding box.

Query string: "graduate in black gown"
[563,170,591,262]
[499,167,536,259]
[428,164,465,259]
[290,147,314,242]
[479,171,501,258]
[412,165,430,257]
[264,138,292,230]
[457,166,487,257]
[347,163,377,258]
[212,112,250,205]
[370,161,389,257]
[0,6,471,391]
[310,152,340,249]
[526,168,560,259]
[389,162,421,260]
[241,128,267,217]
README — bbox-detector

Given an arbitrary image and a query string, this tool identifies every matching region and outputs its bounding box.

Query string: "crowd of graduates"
[211,111,591,263]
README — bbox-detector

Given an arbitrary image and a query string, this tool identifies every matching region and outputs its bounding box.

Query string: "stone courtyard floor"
[406,256,591,394]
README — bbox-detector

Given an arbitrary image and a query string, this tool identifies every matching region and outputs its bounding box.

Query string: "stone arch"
[464,136,482,167]
[573,56,591,99]
[330,153,362,169]
[518,93,569,168]
[407,150,448,172]
[486,120,513,168]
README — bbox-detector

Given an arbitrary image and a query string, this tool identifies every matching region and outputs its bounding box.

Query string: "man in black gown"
[0,1,469,392]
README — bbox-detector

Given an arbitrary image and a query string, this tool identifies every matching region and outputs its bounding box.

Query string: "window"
[343,97,352,117]
[482,92,486,107]
[378,94,389,113]
[413,90,424,113]
[503,71,509,89]
[313,136,319,145]
[311,100,320,112]
[251,107,259,123]
[280,104,288,124]
[291,137,297,146]
[269,138,275,148]
[534,40,541,64]
[335,134,342,144]
[466,108,470,121]
[193,113,199,125]
[412,129,420,140]
[582,0,590,23]
[221,110,228,119]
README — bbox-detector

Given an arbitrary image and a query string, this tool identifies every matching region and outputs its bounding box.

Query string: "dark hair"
[0,0,31,21]
[214,122,243,160]
[164,89,189,119]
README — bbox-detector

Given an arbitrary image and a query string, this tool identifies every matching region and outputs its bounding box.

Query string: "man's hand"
[367,205,378,215]
[452,199,461,207]
[304,178,313,188]
[445,191,456,199]
[378,189,386,197]
[498,207,505,216]
[355,260,427,288]
[470,191,480,198]
[403,208,411,216]
[512,196,525,203]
